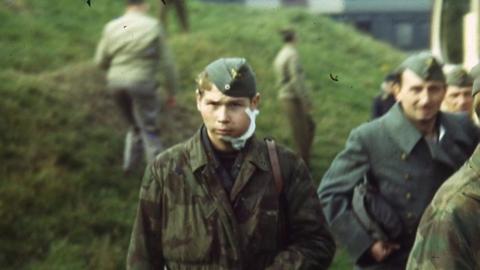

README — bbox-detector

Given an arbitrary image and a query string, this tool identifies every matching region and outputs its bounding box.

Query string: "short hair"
[195,71,213,96]
[279,28,296,43]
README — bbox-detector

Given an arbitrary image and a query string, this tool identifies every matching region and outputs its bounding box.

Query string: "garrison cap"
[396,52,445,82]
[446,66,473,87]
[205,58,257,98]
[473,77,480,96]
[470,63,480,79]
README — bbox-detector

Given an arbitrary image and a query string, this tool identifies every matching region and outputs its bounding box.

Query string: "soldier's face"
[441,85,473,113]
[396,69,446,123]
[196,85,260,151]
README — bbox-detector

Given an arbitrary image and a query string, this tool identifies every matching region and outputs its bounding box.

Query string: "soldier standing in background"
[126,57,335,269]
[440,65,473,113]
[273,28,315,167]
[95,0,178,173]
[371,73,398,119]
[159,0,189,32]
[318,52,478,270]
[407,78,480,269]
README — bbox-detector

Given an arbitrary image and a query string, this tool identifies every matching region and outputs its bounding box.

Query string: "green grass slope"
[1,0,404,269]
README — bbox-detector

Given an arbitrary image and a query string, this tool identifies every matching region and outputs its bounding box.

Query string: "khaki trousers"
[110,81,163,171]
[281,98,315,167]
[159,0,189,32]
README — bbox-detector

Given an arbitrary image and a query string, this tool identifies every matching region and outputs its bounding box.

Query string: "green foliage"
[1,0,404,269]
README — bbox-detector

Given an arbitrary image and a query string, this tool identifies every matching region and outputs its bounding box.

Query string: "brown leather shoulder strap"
[265,138,283,194]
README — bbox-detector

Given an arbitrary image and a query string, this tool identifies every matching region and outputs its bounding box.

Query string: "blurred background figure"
[440,65,473,113]
[371,72,397,119]
[273,28,315,167]
[95,0,177,173]
[159,0,189,32]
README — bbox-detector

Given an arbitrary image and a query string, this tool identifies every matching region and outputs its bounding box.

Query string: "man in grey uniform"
[317,52,478,270]
[95,0,177,172]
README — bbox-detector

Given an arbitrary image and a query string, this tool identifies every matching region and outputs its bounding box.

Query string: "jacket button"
[406,212,414,219]
[401,153,408,161]
[404,173,411,180]
[405,192,412,200]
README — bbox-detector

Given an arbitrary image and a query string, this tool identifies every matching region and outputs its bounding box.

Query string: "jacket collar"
[187,127,269,173]
[383,103,474,167]
[383,103,424,155]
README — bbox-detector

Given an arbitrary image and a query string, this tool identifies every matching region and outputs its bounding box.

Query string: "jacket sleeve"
[406,192,480,270]
[126,163,165,270]
[94,26,111,70]
[317,128,376,265]
[267,158,336,270]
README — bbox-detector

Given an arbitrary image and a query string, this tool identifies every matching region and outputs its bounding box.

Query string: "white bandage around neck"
[222,107,259,150]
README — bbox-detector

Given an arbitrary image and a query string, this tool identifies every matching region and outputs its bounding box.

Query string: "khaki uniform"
[317,104,478,270]
[407,145,480,270]
[94,10,177,170]
[273,44,315,166]
[126,128,336,269]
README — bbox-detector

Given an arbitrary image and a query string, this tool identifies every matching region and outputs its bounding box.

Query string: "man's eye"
[411,87,422,93]
[229,103,243,108]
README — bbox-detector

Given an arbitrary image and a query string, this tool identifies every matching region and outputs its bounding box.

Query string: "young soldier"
[440,65,473,113]
[273,28,315,167]
[407,77,480,270]
[318,52,478,270]
[94,0,177,172]
[126,58,335,269]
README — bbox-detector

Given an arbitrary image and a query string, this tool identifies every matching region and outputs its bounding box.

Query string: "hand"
[370,241,400,262]
[165,96,176,109]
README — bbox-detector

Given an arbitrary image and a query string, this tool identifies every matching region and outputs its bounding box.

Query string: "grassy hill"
[1,0,404,269]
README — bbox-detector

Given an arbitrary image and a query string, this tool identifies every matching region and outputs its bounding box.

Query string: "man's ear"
[250,93,261,109]
[392,83,401,101]
[196,89,202,111]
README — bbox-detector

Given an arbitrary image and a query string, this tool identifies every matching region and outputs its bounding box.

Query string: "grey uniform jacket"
[317,103,478,270]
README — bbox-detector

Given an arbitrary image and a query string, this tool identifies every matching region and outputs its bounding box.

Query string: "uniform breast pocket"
[256,208,280,252]
[162,195,218,263]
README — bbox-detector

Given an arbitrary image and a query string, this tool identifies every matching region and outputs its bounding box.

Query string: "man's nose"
[418,89,432,105]
[216,106,229,122]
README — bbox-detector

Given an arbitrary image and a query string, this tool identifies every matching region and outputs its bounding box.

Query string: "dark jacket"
[371,93,396,119]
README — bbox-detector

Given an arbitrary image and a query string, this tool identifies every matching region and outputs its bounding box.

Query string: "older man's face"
[396,69,446,123]
[441,85,473,113]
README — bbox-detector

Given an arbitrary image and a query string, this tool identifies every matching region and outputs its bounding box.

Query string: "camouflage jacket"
[126,129,335,270]
[407,145,480,270]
